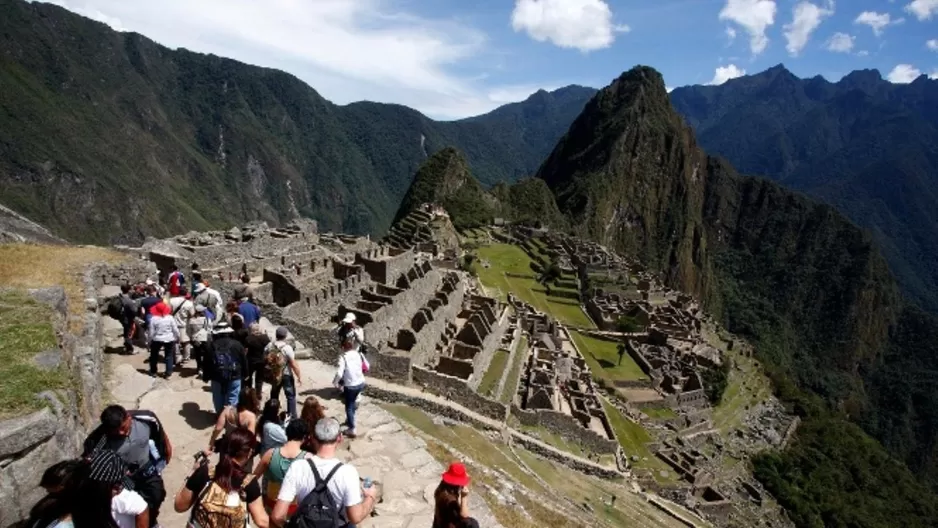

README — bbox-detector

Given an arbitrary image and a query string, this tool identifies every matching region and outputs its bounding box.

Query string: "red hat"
[151,301,171,317]
[441,462,470,487]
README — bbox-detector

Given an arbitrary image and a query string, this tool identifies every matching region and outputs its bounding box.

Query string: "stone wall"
[509,433,623,479]
[412,367,508,422]
[510,405,619,455]
[0,261,132,527]
[364,385,500,432]
[467,304,510,391]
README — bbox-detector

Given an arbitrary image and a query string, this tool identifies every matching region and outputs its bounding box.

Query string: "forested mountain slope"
[670,66,938,313]
[538,65,938,527]
[0,0,592,243]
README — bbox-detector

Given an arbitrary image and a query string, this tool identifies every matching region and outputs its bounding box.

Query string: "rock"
[0,408,57,458]
[98,285,122,299]
[27,286,66,315]
[32,348,63,371]
[225,227,242,241]
[659,470,670,479]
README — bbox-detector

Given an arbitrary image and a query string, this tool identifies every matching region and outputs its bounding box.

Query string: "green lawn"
[642,407,678,420]
[473,244,594,328]
[478,349,510,397]
[499,336,528,404]
[0,291,68,419]
[600,399,673,479]
[569,330,648,382]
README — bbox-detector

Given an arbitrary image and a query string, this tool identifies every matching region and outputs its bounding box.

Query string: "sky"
[35,0,938,120]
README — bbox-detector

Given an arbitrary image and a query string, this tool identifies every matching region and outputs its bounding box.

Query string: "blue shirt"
[238,301,261,326]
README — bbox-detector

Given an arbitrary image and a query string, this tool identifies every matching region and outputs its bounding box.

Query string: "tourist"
[208,387,261,453]
[239,294,262,327]
[190,262,202,287]
[118,284,137,354]
[168,285,195,364]
[244,322,272,394]
[224,299,243,327]
[207,322,249,414]
[166,264,185,297]
[258,399,288,455]
[187,304,212,375]
[84,449,150,528]
[82,405,171,528]
[26,460,82,528]
[173,427,269,528]
[333,338,367,438]
[432,462,479,528]
[270,326,302,419]
[271,418,377,527]
[138,286,161,330]
[234,273,253,301]
[193,281,222,325]
[298,397,326,453]
[146,301,179,378]
[254,419,311,514]
[335,312,364,351]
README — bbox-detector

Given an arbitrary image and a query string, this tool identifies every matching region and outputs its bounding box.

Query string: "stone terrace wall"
[412,366,508,422]
[509,434,623,479]
[467,304,510,391]
[510,405,619,455]
[360,264,443,353]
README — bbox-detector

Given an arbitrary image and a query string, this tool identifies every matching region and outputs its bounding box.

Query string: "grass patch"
[570,330,648,382]
[642,407,678,420]
[472,244,593,328]
[601,399,673,480]
[478,349,510,397]
[499,335,528,404]
[516,422,588,458]
[0,291,68,419]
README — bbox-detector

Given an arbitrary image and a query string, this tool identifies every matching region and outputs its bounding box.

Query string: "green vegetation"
[641,407,678,420]
[515,422,588,458]
[600,400,671,479]
[472,244,593,327]
[0,291,67,418]
[570,330,647,381]
[478,349,510,398]
[700,359,731,405]
[499,336,528,404]
[490,178,567,228]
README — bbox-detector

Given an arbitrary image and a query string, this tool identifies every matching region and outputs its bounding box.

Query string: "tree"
[617,343,627,366]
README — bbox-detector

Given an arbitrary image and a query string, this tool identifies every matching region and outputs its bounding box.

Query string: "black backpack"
[208,339,240,382]
[106,296,123,320]
[288,461,347,528]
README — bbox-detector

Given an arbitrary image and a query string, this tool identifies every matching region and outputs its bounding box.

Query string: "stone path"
[105,318,503,528]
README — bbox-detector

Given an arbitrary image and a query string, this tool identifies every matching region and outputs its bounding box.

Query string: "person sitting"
[253,419,311,515]
[433,462,479,528]
[271,418,377,527]
[208,387,261,453]
[173,427,268,528]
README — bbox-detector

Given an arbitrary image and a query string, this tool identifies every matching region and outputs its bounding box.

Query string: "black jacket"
[82,409,168,464]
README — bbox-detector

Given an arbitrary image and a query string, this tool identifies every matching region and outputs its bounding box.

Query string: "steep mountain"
[0,0,593,244]
[670,66,938,312]
[537,65,938,527]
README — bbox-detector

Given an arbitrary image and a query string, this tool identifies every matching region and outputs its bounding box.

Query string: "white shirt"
[208,288,224,321]
[112,488,147,528]
[169,296,194,328]
[148,314,180,343]
[277,455,362,510]
[334,350,366,388]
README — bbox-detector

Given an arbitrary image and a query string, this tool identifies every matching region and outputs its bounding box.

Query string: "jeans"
[211,378,242,414]
[244,361,266,395]
[271,375,297,419]
[149,341,175,377]
[342,384,365,432]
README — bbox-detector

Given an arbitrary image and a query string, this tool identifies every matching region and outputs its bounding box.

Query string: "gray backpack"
[287,461,347,528]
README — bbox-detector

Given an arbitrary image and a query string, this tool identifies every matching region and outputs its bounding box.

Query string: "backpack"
[107,296,123,320]
[288,461,347,528]
[263,342,287,385]
[190,471,254,528]
[209,340,240,382]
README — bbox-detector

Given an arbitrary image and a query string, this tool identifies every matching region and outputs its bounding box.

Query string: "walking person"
[169,286,195,364]
[333,338,367,438]
[147,301,178,378]
[82,405,172,528]
[244,322,271,394]
[166,264,186,298]
[173,427,269,528]
[258,399,288,456]
[193,281,222,326]
[206,322,249,414]
[298,397,326,454]
[433,463,480,528]
[335,312,364,351]
[253,419,310,515]
[26,460,83,528]
[269,326,302,420]
[238,294,262,327]
[119,284,138,354]
[271,418,377,527]
[187,305,212,376]
[208,387,261,453]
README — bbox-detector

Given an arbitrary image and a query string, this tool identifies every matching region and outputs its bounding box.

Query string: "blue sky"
[37,0,938,119]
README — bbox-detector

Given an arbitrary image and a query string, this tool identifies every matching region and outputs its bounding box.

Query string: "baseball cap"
[342,312,356,324]
[275,326,289,340]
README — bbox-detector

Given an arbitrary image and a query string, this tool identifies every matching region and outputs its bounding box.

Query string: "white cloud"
[719,0,777,55]
[511,0,629,52]
[931,70,938,79]
[826,32,855,53]
[854,11,899,36]
[725,26,737,42]
[41,0,125,30]
[857,49,870,57]
[886,63,922,83]
[905,0,938,20]
[783,1,834,56]
[31,0,572,119]
[709,64,747,85]
[927,39,938,51]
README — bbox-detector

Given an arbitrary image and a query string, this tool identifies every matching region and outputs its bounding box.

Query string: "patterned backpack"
[190,472,255,528]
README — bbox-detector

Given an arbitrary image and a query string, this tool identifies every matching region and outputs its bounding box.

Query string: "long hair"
[300,397,326,451]
[259,398,282,432]
[432,482,465,528]
[27,460,83,527]
[237,387,261,415]
[69,463,120,528]
[214,427,256,492]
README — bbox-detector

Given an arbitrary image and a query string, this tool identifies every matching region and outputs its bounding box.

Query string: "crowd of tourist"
[27,264,482,528]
